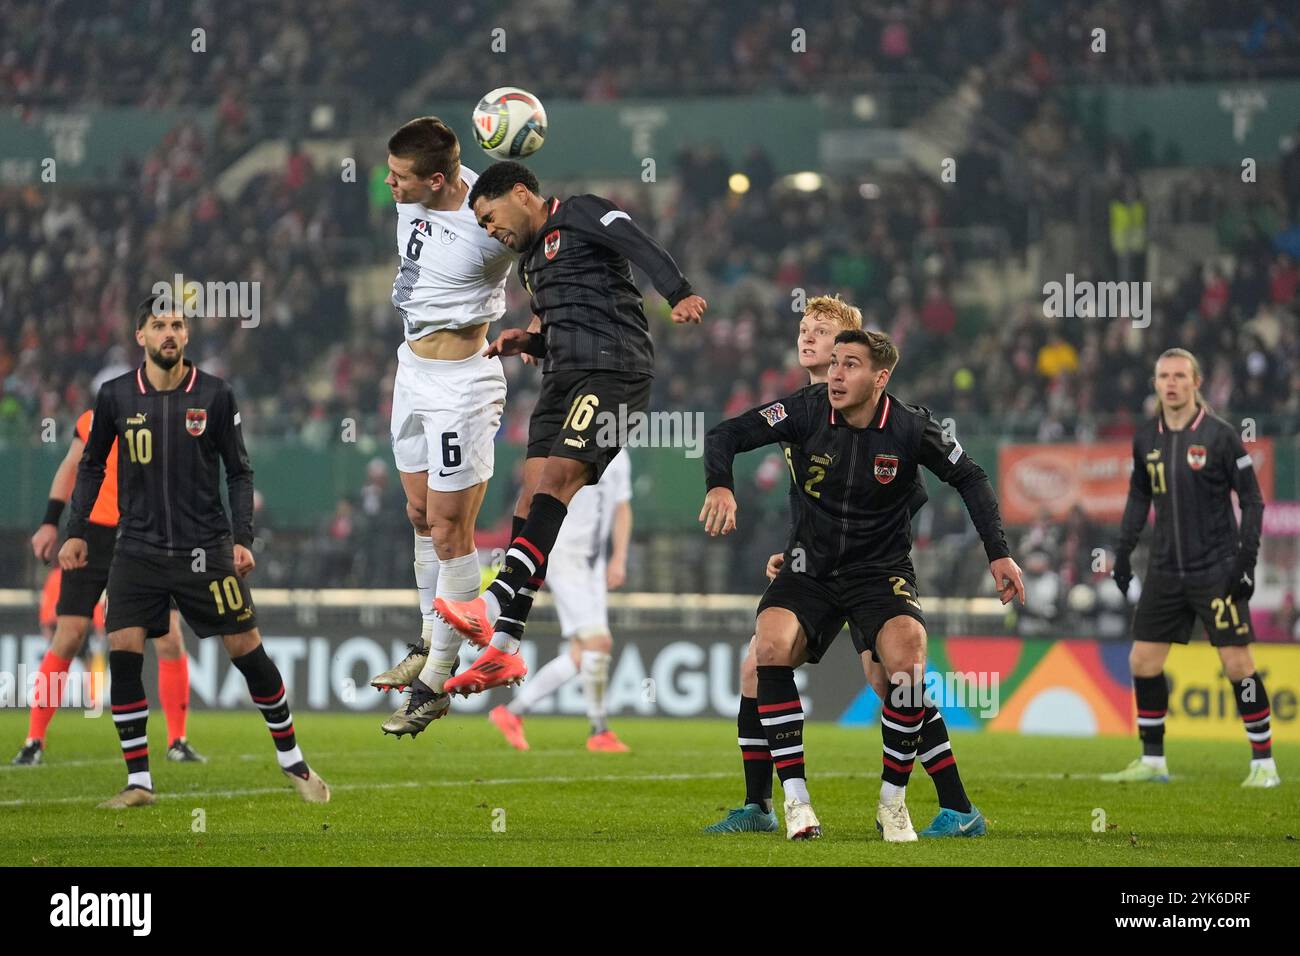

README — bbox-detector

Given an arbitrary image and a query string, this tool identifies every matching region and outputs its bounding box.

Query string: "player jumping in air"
[700,329,1024,839]
[368,117,516,739]
[15,410,202,765]
[488,450,633,752]
[1104,348,1276,787]
[705,297,980,840]
[433,161,706,698]
[60,297,328,807]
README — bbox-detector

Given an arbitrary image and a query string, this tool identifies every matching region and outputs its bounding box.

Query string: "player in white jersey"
[488,450,633,752]
[369,117,515,737]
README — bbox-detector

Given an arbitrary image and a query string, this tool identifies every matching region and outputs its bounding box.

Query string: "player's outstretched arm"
[701,392,812,536]
[569,195,703,319]
[1113,435,1153,596]
[914,412,1019,600]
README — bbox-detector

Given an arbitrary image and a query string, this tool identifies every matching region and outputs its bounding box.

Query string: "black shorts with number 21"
[106,542,257,639]
[527,369,652,484]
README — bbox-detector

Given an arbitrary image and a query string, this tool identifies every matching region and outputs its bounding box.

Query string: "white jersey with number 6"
[391,165,513,341]
[389,165,514,488]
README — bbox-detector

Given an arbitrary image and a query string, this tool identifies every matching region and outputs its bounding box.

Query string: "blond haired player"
[1104,348,1274,787]
[369,117,517,738]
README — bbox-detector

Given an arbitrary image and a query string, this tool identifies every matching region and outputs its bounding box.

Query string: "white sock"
[489,632,520,654]
[782,777,810,804]
[418,551,480,690]
[127,771,153,791]
[509,653,578,714]
[483,590,502,621]
[413,532,439,630]
[276,744,305,770]
[1141,755,1167,769]
[1251,757,1276,771]
[580,649,611,733]
[880,781,906,804]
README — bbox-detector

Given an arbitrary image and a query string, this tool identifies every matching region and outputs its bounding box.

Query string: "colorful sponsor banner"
[998,439,1275,524]
[839,636,1300,743]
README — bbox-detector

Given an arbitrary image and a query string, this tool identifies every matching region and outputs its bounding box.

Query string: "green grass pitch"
[1,710,1296,866]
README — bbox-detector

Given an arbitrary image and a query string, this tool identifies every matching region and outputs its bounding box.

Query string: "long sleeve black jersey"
[517,194,694,375]
[706,384,1009,577]
[1115,406,1264,576]
[66,361,255,556]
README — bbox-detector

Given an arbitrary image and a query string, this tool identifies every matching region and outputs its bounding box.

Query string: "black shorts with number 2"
[527,369,652,484]
[1132,562,1253,647]
[106,543,257,639]
[757,567,926,664]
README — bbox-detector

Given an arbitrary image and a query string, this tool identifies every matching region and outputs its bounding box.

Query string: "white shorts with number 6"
[390,341,506,492]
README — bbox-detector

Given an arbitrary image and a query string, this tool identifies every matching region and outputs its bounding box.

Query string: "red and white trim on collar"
[1158,404,1206,434]
[550,197,560,214]
[830,393,891,428]
[136,363,198,394]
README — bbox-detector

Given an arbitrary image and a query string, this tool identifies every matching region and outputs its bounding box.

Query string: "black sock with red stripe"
[1134,673,1168,758]
[737,695,773,811]
[109,650,152,790]
[1232,672,1272,761]
[756,666,806,796]
[488,494,568,640]
[918,703,971,812]
[880,687,925,788]
[231,644,305,773]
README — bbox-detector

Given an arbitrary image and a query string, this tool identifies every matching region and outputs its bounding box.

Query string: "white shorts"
[546,548,609,639]
[390,342,506,492]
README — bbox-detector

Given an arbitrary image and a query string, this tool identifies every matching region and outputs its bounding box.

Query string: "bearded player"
[1104,348,1275,787]
[369,117,517,738]
[488,449,633,752]
[61,297,327,807]
[14,409,202,765]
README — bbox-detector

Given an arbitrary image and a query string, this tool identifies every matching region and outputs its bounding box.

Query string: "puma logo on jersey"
[1146,449,1161,461]
[811,452,836,467]
[564,435,589,449]
[126,413,147,425]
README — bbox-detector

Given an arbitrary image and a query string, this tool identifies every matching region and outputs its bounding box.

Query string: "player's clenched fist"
[766,552,785,581]
[671,294,707,324]
[699,487,737,536]
[58,537,88,571]
[233,544,256,578]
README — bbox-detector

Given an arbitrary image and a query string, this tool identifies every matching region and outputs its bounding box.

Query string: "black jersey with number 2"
[705,384,1009,578]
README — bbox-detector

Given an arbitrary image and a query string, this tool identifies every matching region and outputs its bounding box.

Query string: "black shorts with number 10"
[527,369,652,484]
[106,543,257,639]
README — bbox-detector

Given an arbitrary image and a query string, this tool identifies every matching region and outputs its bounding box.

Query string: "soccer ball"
[472,87,547,160]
